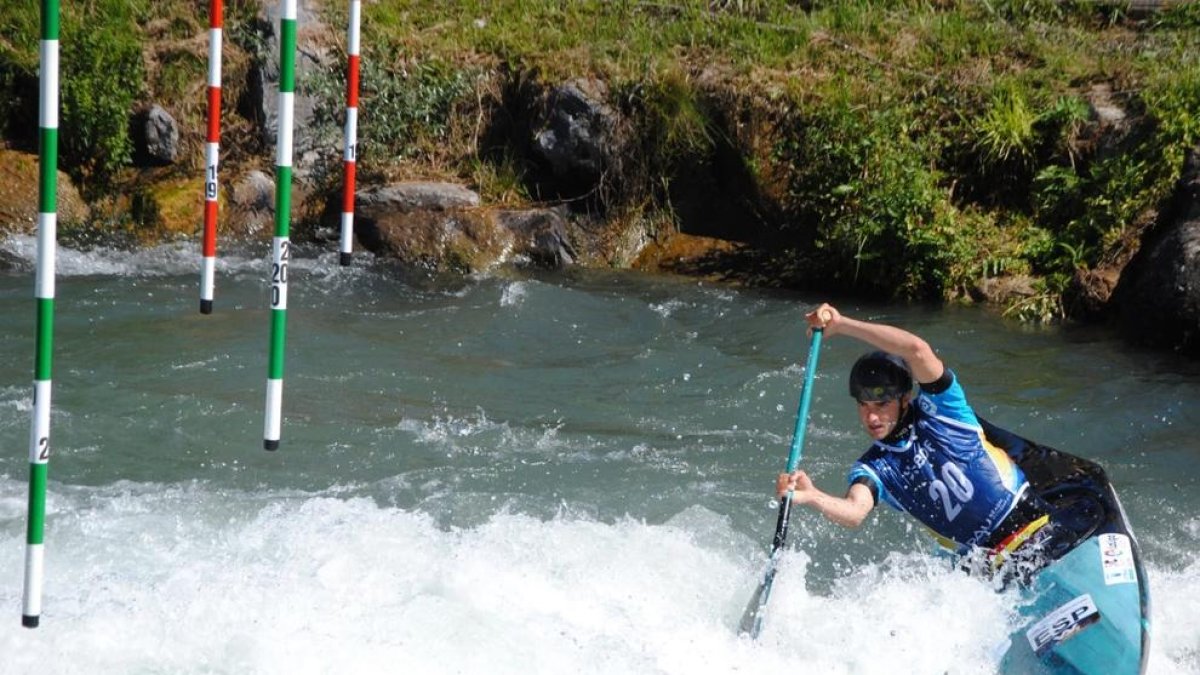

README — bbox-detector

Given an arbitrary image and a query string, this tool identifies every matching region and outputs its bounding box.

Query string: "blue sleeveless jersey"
[847,370,1028,551]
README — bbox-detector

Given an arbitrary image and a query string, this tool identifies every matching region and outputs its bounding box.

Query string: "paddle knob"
[812,307,834,330]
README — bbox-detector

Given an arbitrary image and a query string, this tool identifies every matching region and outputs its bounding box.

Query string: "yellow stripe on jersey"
[980,433,1023,490]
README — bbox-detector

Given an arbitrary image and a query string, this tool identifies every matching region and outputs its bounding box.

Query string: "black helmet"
[849,351,913,402]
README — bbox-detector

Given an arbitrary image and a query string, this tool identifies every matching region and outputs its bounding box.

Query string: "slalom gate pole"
[338,0,361,266]
[23,0,60,629]
[200,0,223,314]
[264,0,297,451]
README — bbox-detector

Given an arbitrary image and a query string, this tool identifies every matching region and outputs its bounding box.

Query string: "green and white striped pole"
[264,0,297,451]
[23,0,60,629]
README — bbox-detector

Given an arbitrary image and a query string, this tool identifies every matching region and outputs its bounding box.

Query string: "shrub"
[60,22,145,188]
[0,2,146,188]
[0,4,49,145]
[777,97,969,298]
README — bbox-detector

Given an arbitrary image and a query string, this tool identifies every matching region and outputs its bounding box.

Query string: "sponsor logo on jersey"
[918,395,936,415]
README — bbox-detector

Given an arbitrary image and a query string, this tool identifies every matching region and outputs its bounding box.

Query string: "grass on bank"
[2,0,1200,318]
[253,0,1200,314]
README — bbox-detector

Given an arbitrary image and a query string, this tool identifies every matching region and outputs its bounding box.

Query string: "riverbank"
[1,1,1199,340]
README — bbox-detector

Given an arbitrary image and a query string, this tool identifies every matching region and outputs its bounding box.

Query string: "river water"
[1,235,1197,674]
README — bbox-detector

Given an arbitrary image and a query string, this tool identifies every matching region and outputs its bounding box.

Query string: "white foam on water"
[758,550,1015,673]
[1,234,266,278]
[0,479,1184,674]
[649,299,689,318]
[500,281,528,307]
[1144,530,1200,674]
[0,234,381,283]
[3,235,187,277]
[0,385,32,416]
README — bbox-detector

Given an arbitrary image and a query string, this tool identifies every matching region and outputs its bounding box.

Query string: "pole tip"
[264,439,280,451]
[200,299,214,314]
[339,252,352,266]
[22,615,39,628]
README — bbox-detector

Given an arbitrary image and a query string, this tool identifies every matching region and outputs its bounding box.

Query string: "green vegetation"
[318,0,1200,315]
[2,0,1199,319]
[1,0,143,186]
[1,0,258,227]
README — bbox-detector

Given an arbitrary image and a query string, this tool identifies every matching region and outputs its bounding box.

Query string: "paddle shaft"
[739,316,827,638]
[772,325,824,553]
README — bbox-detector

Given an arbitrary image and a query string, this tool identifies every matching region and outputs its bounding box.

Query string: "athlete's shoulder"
[915,368,978,426]
[848,458,900,510]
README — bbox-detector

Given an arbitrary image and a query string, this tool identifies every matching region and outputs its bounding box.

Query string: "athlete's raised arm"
[805,303,944,385]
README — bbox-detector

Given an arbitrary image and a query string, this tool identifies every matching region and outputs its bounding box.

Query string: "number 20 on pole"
[271,240,289,307]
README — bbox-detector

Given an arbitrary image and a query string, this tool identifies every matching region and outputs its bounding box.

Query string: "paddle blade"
[738,552,780,639]
[739,496,794,638]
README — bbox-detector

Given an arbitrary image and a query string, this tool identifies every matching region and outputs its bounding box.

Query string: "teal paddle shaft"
[739,321,825,639]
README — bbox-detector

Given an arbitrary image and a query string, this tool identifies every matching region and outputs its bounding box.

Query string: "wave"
[0,480,1194,674]
[0,234,387,282]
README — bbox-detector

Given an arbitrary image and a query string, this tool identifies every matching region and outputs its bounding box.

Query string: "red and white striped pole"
[200,0,223,313]
[338,0,361,266]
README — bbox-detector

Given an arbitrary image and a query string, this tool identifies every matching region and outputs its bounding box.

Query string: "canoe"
[982,420,1151,675]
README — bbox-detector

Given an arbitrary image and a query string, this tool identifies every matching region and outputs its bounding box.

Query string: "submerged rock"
[493,208,576,268]
[345,182,575,272]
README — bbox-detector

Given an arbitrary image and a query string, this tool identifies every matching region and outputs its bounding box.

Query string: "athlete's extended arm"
[776,470,875,528]
[805,303,944,385]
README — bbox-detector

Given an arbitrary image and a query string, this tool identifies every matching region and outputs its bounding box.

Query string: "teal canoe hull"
[982,420,1151,675]
[1001,527,1149,673]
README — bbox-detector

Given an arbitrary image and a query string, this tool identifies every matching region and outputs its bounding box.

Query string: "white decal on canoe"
[1025,593,1100,657]
[1099,533,1137,585]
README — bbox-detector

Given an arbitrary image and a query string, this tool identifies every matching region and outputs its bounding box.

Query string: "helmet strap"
[882,398,916,445]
